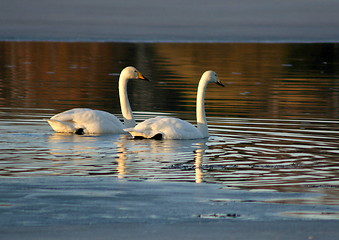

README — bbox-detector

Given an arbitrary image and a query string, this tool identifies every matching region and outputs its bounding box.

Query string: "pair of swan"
[47,66,224,139]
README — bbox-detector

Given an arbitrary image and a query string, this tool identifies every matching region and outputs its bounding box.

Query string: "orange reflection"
[194,143,206,184]
[1,42,338,119]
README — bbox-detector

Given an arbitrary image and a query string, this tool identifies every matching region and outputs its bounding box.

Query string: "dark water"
[1,41,339,205]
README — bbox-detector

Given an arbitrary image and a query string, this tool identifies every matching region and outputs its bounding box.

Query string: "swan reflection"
[47,133,123,175]
[194,142,207,183]
[47,132,208,182]
[113,137,208,182]
[115,135,130,179]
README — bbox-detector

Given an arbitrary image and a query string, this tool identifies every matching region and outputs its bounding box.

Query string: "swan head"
[121,66,149,81]
[202,70,224,87]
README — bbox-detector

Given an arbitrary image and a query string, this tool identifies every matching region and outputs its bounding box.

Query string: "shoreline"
[1,0,339,43]
[2,221,339,240]
[2,38,339,44]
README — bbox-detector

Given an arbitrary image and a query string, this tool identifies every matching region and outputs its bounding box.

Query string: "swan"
[47,66,149,134]
[125,70,224,140]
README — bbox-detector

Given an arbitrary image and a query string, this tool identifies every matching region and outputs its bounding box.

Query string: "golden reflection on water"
[194,143,206,184]
[1,41,338,119]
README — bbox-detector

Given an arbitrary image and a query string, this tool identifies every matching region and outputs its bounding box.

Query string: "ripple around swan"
[1,109,338,204]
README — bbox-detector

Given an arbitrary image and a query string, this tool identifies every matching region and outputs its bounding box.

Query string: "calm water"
[1,42,339,205]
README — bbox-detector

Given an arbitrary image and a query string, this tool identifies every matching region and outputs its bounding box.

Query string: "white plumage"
[47,108,125,134]
[126,116,204,140]
[47,66,148,134]
[125,71,224,140]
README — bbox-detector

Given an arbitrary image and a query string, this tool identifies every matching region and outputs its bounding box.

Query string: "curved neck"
[196,78,209,138]
[119,76,136,128]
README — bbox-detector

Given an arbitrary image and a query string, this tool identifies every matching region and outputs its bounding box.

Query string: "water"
[1,41,339,206]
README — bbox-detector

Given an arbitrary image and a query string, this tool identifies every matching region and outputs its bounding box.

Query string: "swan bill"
[216,81,224,87]
[137,72,150,81]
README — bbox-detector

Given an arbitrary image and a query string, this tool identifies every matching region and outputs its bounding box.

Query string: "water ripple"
[1,110,338,205]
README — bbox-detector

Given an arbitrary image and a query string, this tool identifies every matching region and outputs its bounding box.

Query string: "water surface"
[1,42,338,205]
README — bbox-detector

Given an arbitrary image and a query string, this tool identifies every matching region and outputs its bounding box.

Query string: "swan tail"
[124,128,160,139]
[124,128,143,137]
[47,119,77,133]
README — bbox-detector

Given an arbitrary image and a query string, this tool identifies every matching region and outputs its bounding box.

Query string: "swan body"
[47,66,148,134]
[125,71,224,140]
[48,108,126,134]
[127,116,204,140]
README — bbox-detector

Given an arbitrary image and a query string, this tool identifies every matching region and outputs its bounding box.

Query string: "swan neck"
[119,75,136,128]
[196,78,209,138]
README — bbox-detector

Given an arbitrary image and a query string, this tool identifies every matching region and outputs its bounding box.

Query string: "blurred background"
[1,0,339,42]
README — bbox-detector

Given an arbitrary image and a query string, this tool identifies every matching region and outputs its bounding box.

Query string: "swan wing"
[48,108,125,134]
[83,110,125,134]
[47,119,78,133]
[47,108,87,133]
[50,108,90,121]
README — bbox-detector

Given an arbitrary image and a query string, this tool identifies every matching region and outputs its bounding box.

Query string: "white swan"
[125,71,224,140]
[47,66,149,134]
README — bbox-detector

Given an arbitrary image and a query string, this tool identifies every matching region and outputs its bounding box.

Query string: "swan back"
[49,108,125,134]
[125,116,203,140]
